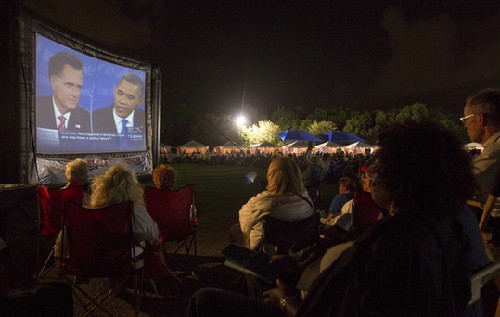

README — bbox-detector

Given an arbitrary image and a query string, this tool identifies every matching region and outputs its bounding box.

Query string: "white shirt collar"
[113,109,135,133]
[52,97,71,128]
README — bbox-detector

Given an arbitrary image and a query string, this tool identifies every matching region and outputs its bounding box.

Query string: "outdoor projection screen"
[35,33,148,154]
[12,16,161,184]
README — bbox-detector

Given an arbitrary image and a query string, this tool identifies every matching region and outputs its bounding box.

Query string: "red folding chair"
[144,184,197,255]
[61,200,144,317]
[37,184,83,277]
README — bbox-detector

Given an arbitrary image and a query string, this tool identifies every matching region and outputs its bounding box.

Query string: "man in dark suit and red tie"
[92,73,146,151]
[36,52,91,154]
[36,52,91,133]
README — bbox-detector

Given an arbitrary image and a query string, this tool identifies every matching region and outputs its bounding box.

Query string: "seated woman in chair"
[189,121,480,317]
[90,164,159,242]
[152,163,177,192]
[62,158,90,204]
[230,157,315,251]
[90,166,167,293]
[62,158,88,189]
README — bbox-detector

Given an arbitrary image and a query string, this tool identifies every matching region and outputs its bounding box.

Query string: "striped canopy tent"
[314,141,342,154]
[282,141,310,155]
[215,141,248,154]
[464,142,484,157]
[160,144,172,154]
[177,140,209,155]
[249,141,277,155]
[464,142,484,150]
[344,141,375,155]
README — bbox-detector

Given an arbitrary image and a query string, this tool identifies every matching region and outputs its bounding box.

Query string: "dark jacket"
[92,105,145,133]
[298,213,471,317]
[36,96,91,132]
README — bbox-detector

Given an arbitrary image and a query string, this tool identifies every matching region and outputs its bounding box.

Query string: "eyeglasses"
[459,113,476,124]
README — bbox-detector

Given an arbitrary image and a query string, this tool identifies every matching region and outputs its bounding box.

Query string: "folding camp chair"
[258,212,321,255]
[240,213,321,298]
[61,200,144,317]
[37,184,83,278]
[467,171,500,263]
[144,184,197,255]
[469,261,500,315]
[141,239,179,295]
[467,174,500,234]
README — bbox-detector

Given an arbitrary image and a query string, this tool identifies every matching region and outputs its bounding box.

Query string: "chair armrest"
[467,199,483,209]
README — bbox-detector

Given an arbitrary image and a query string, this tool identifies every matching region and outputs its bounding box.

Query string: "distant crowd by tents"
[160,130,377,161]
[160,129,482,163]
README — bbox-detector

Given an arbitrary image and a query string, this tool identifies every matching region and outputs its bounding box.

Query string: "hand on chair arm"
[263,278,300,317]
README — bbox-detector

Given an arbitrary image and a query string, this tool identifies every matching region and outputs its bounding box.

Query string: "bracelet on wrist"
[279,296,291,312]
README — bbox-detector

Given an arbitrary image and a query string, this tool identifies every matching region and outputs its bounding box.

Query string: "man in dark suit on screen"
[92,73,146,151]
[36,52,91,133]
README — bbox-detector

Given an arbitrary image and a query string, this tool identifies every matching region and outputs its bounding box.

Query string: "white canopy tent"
[345,141,375,155]
[215,141,248,154]
[249,141,277,155]
[283,141,310,155]
[178,140,209,155]
[314,141,342,154]
[160,144,172,154]
[464,142,484,158]
[464,142,484,150]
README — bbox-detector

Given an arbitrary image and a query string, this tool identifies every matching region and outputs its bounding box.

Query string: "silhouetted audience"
[188,121,480,317]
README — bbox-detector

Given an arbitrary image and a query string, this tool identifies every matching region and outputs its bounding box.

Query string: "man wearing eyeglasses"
[462,88,500,204]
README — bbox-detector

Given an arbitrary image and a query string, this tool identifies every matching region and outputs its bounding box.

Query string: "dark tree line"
[162,103,467,146]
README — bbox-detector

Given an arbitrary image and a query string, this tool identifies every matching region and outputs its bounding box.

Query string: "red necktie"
[57,116,66,131]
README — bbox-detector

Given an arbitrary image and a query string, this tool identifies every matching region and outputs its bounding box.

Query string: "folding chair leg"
[188,231,197,256]
[193,231,197,256]
[36,234,40,277]
[70,279,113,317]
[38,249,55,278]
[171,232,197,256]
[81,289,114,317]
[134,268,145,317]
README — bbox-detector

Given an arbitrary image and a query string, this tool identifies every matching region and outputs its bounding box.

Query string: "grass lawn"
[164,163,337,256]
[169,163,267,256]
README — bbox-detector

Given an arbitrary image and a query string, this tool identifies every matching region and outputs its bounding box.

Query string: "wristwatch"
[280,296,291,312]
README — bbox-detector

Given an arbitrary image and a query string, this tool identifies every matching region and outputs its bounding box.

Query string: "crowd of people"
[3,87,500,316]
[189,121,487,317]
[188,88,500,317]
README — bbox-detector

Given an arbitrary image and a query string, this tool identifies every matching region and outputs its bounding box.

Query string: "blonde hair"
[65,158,88,184]
[266,157,306,195]
[152,164,177,191]
[89,165,144,208]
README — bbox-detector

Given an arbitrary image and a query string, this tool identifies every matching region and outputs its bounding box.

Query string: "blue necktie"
[121,119,129,149]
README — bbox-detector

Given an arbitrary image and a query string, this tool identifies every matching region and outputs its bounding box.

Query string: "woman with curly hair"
[62,158,88,188]
[90,164,159,242]
[189,121,485,317]
[152,163,177,192]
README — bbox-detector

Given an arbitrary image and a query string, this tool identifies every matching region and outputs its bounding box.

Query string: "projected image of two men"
[35,34,147,154]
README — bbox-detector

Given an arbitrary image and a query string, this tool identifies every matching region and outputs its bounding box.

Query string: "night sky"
[21,0,500,115]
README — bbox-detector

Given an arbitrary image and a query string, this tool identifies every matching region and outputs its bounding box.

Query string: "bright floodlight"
[236,115,247,128]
